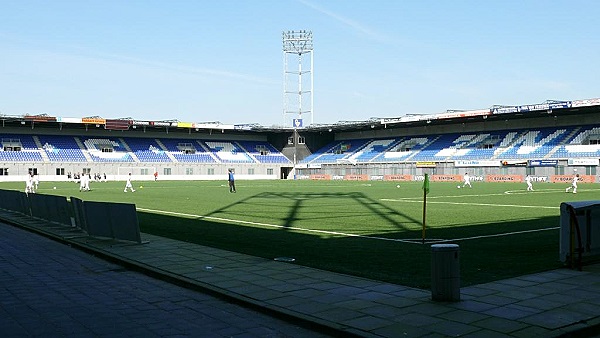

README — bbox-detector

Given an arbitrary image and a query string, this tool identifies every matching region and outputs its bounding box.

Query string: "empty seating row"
[302,139,371,163]
[237,141,291,164]
[122,137,171,162]
[299,125,600,165]
[1,134,43,162]
[38,135,87,162]
[0,134,291,164]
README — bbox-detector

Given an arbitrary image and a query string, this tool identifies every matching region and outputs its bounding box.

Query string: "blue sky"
[1,0,599,127]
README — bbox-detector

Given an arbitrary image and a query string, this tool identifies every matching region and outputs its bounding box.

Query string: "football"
[457,185,461,189]
[396,184,400,188]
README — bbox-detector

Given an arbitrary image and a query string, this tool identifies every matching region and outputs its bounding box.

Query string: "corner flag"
[422,173,429,243]
[422,173,430,195]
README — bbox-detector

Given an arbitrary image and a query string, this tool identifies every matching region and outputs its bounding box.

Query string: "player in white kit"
[124,173,136,193]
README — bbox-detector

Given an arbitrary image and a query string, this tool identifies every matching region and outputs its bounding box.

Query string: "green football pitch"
[2,179,596,288]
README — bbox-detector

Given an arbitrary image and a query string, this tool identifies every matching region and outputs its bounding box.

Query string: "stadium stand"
[0,98,598,181]
[550,125,600,158]
[299,125,600,165]
[409,134,459,162]
[159,138,216,163]
[0,133,292,167]
[301,139,371,164]
[343,138,396,163]
[0,134,43,162]
[375,137,430,162]
[121,137,171,163]
[3,124,599,169]
[236,141,292,164]
[81,137,134,162]
[426,132,503,161]
[493,127,570,159]
[203,141,254,163]
[38,135,87,162]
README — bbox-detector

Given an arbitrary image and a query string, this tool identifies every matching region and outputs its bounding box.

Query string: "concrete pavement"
[0,219,333,337]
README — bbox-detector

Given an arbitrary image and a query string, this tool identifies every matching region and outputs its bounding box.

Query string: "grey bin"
[431,244,460,302]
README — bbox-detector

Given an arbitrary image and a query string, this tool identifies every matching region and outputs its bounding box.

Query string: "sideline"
[380,198,560,209]
[137,206,559,245]
[428,226,559,243]
[137,207,419,244]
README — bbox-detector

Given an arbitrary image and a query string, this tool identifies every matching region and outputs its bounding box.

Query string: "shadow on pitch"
[201,191,423,232]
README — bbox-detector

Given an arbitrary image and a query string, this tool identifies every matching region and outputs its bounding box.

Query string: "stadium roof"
[1,97,599,134]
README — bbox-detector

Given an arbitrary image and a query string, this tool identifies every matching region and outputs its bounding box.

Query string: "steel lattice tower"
[282,30,313,127]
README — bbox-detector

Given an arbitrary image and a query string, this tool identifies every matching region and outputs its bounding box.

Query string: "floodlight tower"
[282,30,313,127]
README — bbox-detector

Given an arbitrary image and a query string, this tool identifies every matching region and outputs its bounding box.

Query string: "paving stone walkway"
[0,221,333,337]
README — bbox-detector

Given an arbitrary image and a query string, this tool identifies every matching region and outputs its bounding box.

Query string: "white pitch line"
[503,188,589,195]
[429,226,559,243]
[385,192,523,201]
[380,198,559,209]
[136,207,419,244]
[424,192,513,199]
[137,205,560,246]
[394,188,600,200]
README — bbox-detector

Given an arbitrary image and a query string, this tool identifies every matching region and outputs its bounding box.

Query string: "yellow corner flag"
[422,173,430,195]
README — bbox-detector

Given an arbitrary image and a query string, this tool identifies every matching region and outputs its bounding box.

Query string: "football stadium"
[1,96,600,336]
[0,17,600,337]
